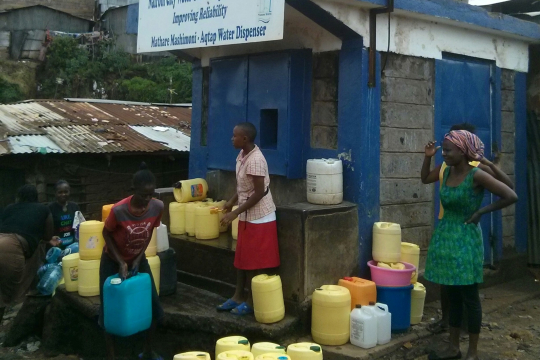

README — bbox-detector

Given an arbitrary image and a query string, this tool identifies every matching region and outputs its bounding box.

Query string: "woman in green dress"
[421,130,518,360]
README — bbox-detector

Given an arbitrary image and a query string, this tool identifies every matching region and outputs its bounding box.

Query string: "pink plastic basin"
[368,260,416,286]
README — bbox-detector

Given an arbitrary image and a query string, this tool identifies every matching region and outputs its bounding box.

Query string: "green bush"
[0,78,25,104]
[37,37,192,103]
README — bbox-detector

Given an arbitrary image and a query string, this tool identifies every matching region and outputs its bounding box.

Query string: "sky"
[469,0,511,6]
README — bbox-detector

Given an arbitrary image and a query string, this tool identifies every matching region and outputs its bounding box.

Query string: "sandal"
[230,302,254,316]
[216,298,241,312]
[428,350,462,360]
[139,352,164,360]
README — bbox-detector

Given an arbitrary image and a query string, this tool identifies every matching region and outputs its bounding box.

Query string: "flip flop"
[428,350,462,360]
[230,302,254,316]
[139,352,164,360]
[216,298,241,311]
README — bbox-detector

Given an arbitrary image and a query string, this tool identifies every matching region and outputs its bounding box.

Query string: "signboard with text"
[137,0,285,53]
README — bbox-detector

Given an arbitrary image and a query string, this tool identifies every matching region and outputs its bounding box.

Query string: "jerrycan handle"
[376,302,389,312]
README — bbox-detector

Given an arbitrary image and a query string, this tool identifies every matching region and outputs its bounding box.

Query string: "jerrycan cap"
[355,304,362,308]
[110,278,122,285]
[343,277,353,281]
[238,340,249,345]
[369,301,375,305]
[309,346,321,352]
[278,357,288,360]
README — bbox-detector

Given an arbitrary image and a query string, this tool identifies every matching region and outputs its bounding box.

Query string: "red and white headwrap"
[444,130,484,161]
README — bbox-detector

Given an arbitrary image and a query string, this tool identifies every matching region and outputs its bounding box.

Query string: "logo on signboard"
[258,0,273,23]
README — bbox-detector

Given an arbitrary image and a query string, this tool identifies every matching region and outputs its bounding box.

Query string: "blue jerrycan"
[103,273,152,337]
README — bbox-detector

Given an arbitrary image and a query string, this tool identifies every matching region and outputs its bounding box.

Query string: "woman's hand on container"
[222,201,234,214]
[49,236,61,247]
[221,211,237,226]
[424,141,441,158]
[118,261,129,280]
[465,212,482,225]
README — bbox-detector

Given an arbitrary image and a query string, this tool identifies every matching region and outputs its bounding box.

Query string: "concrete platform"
[42,282,299,359]
[307,276,540,360]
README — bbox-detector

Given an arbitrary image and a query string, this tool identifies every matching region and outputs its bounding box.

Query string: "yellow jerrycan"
[145,227,157,257]
[174,352,211,360]
[102,204,114,222]
[251,343,286,358]
[255,354,290,360]
[78,259,100,297]
[147,255,161,295]
[173,178,208,203]
[252,274,285,324]
[215,336,250,358]
[286,343,323,360]
[401,242,420,283]
[231,205,240,240]
[372,222,402,263]
[79,220,105,260]
[195,205,220,240]
[212,200,229,233]
[410,282,426,325]
[62,253,80,292]
[185,202,200,237]
[170,202,186,235]
[217,351,253,360]
[311,285,351,345]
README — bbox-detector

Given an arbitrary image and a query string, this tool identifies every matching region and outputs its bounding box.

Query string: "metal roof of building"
[0,99,191,155]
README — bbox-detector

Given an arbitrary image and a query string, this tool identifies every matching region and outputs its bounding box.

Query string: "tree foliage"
[0,78,25,104]
[37,37,192,103]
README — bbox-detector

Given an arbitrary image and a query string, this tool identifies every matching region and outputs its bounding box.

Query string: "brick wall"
[501,69,516,252]
[380,54,435,261]
[311,51,339,149]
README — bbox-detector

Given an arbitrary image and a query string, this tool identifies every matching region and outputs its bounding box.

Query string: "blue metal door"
[207,57,248,171]
[247,52,290,176]
[435,56,499,263]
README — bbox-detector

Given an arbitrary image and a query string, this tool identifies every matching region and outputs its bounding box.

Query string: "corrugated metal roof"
[130,126,191,152]
[8,135,65,154]
[0,100,191,155]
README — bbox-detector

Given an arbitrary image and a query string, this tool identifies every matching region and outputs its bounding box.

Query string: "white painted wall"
[314,0,529,72]
[185,4,342,66]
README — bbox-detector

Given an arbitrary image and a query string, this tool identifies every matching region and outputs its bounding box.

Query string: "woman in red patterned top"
[218,122,280,316]
[100,162,164,360]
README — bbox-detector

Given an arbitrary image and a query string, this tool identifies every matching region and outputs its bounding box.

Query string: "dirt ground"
[1,289,539,360]
[381,296,540,360]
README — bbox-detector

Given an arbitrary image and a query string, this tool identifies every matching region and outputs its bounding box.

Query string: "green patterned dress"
[425,167,484,285]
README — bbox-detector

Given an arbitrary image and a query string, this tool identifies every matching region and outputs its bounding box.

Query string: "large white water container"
[306,159,343,205]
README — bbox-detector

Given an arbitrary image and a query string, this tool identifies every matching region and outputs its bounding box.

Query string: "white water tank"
[306,159,343,205]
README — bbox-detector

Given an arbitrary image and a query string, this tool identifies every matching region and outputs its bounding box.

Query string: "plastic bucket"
[376,284,413,333]
[367,260,416,287]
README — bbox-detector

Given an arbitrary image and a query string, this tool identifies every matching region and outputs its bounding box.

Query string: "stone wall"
[380,54,435,264]
[311,51,339,149]
[501,69,517,252]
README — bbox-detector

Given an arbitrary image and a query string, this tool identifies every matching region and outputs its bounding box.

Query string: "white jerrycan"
[350,305,377,349]
[373,303,392,345]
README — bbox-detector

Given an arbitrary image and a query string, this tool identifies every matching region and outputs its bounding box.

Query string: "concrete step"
[42,282,300,359]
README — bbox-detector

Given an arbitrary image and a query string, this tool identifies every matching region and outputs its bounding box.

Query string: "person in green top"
[421,130,517,360]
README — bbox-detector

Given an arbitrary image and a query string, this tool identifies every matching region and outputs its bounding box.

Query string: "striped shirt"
[236,145,276,221]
